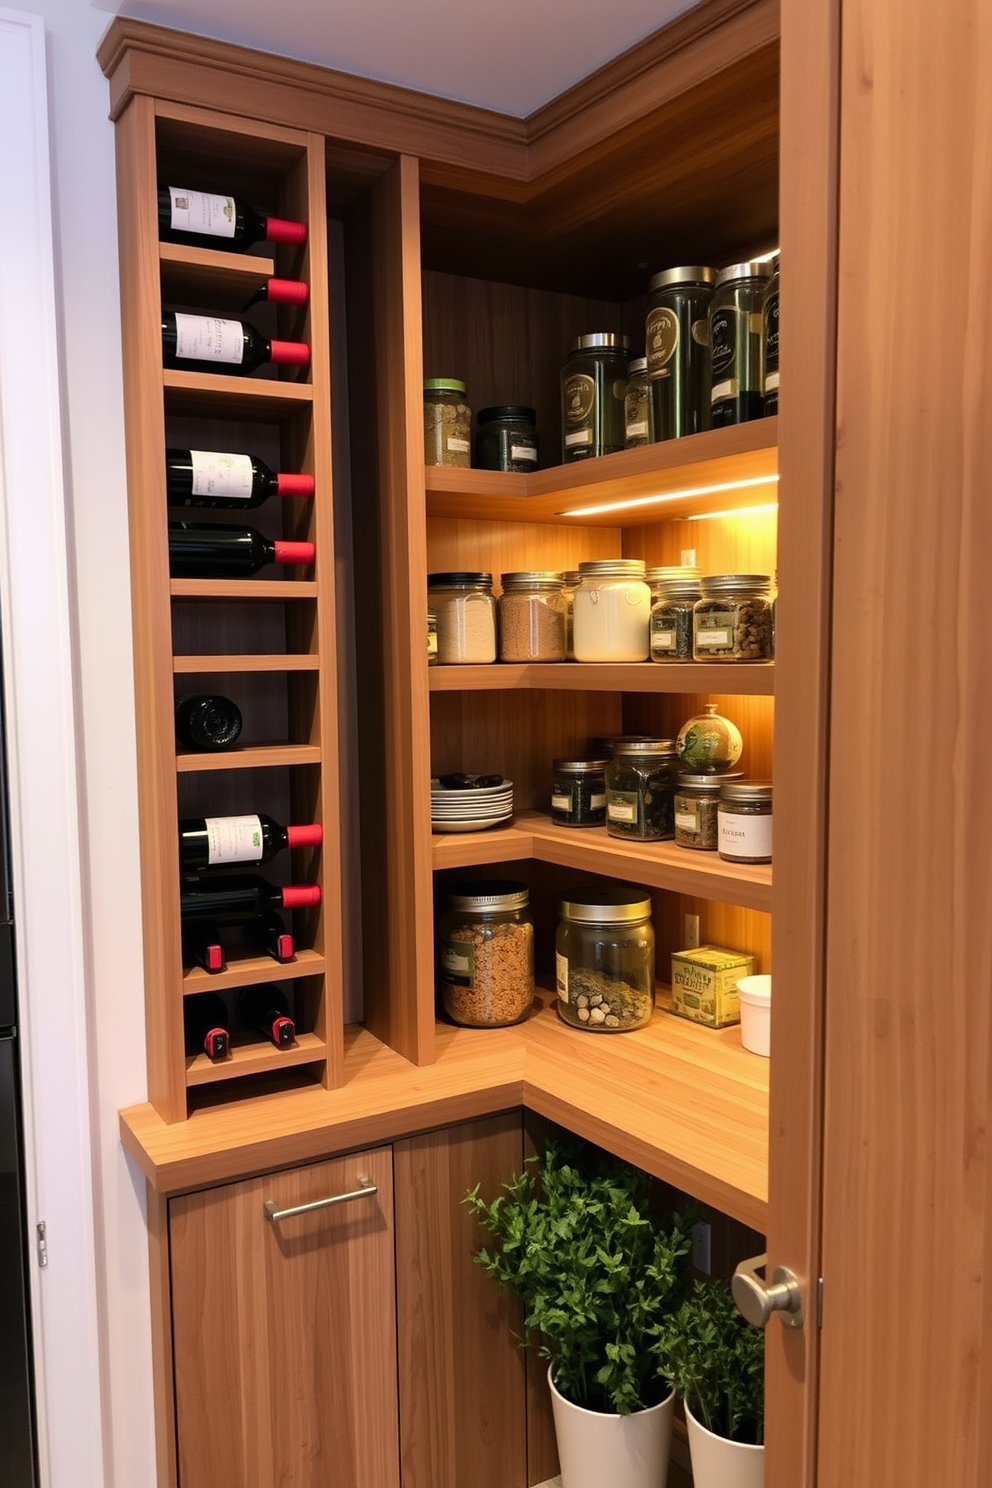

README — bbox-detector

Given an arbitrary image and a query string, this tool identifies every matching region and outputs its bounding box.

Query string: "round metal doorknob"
[732,1253,804,1329]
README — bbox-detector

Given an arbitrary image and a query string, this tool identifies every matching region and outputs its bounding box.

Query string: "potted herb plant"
[652,1277,765,1488]
[464,1139,692,1488]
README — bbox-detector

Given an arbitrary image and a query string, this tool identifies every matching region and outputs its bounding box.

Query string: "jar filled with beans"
[693,574,775,662]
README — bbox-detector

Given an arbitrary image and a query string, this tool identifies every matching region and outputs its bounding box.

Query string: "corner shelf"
[429,662,774,694]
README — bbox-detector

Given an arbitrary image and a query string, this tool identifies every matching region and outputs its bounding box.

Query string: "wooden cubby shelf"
[172,654,320,672]
[176,744,322,772]
[163,372,313,416]
[182,948,325,994]
[185,1032,327,1087]
[160,242,277,303]
[429,662,774,695]
[170,579,318,599]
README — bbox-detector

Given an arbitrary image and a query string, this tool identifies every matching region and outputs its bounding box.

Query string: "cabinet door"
[169,1146,399,1488]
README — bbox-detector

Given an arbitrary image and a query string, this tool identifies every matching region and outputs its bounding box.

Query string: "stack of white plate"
[430,777,514,833]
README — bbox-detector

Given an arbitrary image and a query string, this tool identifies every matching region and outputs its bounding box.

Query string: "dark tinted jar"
[551,758,609,827]
[762,257,780,416]
[624,357,651,447]
[605,739,677,840]
[645,266,715,440]
[475,405,539,472]
[648,565,702,663]
[709,262,773,428]
[561,333,630,462]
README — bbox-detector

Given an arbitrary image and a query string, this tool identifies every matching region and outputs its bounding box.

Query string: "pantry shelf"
[160,242,277,304]
[182,949,326,994]
[185,1031,327,1086]
[175,743,322,772]
[428,661,774,694]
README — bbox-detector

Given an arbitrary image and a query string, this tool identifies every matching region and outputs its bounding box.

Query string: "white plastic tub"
[736,974,771,1056]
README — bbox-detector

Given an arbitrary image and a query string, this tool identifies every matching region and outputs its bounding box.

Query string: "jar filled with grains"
[718,780,773,863]
[693,574,775,662]
[428,572,497,664]
[424,378,472,467]
[498,572,567,662]
[438,880,534,1027]
[648,566,702,662]
[475,406,539,472]
[572,559,651,662]
[550,757,609,828]
[605,738,677,840]
[674,771,743,850]
[556,886,655,1032]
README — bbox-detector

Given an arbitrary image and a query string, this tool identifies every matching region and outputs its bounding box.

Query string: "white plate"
[431,799,513,815]
[431,778,513,797]
[431,813,514,833]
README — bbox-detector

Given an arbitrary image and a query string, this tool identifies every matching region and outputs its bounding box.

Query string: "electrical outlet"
[680,548,696,568]
[683,913,700,949]
[692,1220,712,1274]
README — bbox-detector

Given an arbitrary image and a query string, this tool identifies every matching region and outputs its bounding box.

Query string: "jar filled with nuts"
[693,574,775,662]
[437,880,534,1027]
[555,886,654,1032]
[424,377,471,467]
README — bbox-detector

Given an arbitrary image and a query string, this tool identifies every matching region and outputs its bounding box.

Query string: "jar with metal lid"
[561,570,581,660]
[645,265,716,440]
[624,357,652,447]
[498,571,567,662]
[647,566,702,663]
[762,256,780,416]
[605,738,677,840]
[717,780,773,863]
[589,734,654,758]
[709,262,773,428]
[674,771,743,851]
[572,559,650,662]
[437,880,534,1027]
[550,757,609,828]
[561,333,631,462]
[556,886,655,1032]
[427,607,438,666]
[476,405,539,472]
[428,572,497,664]
[424,377,472,467]
[693,575,775,662]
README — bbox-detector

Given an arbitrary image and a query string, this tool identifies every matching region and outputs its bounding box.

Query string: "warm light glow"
[559,474,779,519]
[686,502,779,522]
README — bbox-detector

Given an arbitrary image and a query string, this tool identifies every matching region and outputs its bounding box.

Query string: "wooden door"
[169,1146,399,1488]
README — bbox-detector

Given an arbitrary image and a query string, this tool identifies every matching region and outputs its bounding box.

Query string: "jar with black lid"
[674,771,743,851]
[717,780,773,863]
[647,565,702,663]
[762,256,780,416]
[645,266,715,440]
[624,357,651,447]
[551,758,609,828]
[561,333,630,462]
[424,377,471,467]
[709,262,773,428]
[437,880,534,1027]
[555,886,654,1032]
[693,574,775,662]
[476,405,539,472]
[605,738,677,840]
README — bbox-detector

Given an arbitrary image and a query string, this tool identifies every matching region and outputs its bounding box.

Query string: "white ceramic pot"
[548,1366,674,1488]
[736,973,772,1056]
[684,1400,765,1488]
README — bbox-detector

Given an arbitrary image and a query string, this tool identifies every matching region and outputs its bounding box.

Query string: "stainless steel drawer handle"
[263,1174,377,1224]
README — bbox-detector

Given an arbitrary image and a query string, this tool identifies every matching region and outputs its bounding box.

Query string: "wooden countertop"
[119,991,769,1230]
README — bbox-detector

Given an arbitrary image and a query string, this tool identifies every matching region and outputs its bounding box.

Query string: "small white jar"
[571,559,650,662]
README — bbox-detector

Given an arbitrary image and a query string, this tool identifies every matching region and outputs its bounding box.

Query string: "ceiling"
[93,0,702,116]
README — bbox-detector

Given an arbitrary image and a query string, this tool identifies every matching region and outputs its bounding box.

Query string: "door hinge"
[36,1220,48,1268]
[817,1275,824,1327]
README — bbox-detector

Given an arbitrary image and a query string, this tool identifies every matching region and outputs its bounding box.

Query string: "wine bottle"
[161,312,310,376]
[179,874,320,928]
[242,277,309,311]
[179,814,323,870]
[238,984,295,1048]
[174,693,243,751]
[158,187,307,253]
[165,448,315,510]
[183,992,231,1060]
[169,523,315,578]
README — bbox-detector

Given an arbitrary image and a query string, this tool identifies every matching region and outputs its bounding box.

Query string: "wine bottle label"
[204,814,264,865]
[189,450,254,500]
[173,313,245,364]
[169,188,237,239]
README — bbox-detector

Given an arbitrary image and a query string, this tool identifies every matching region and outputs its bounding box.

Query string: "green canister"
[762,255,780,416]
[709,261,773,428]
[645,266,715,440]
[561,333,630,462]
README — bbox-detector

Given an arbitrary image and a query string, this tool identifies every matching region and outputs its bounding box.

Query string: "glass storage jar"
[572,559,650,662]
[717,780,773,863]
[676,702,743,773]
[550,757,609,828]
[427,607,438,666]
[709,261,773,428]
[428,572,497,664]
[605,738,677,840]
[498,571,567,662]
[674,771,742,850]
[475,405,539,471]
[762,255,780,416]
[561,333,631,462]
[555,886,655,1032]
[693,574,775,662]
[624,356,651,447]
[437,880,534,1027]
[561,570,581,660]
[424,377,472,467]
[645,265,715,440]
[648,566,702,662]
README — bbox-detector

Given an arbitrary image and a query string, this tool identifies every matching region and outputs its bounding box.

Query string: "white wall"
[11,3,156,1485]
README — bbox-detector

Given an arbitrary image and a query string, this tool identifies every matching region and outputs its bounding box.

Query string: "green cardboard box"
[670,944,755,1028]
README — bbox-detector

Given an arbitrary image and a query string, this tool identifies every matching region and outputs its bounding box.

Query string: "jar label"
[646,306,680,376]
[676,806,700,832]
[510,444,538,462]
[710,307,736,381]
[590,791,607,809]
[440,938,475,987]
[446,436,470,453]
[764,292,780,374]
[718,811,773,859]
[551,791,572,812]
[711,378,738,402]
[607,791,638,824]
[169,187,236,239]
[204,814,264,865]
[563,373,596,426]
[564,429,592,447]
[189,450,253,499]
[555,951,569,1003]
[174,313,245,364]
[626,420,649,438]
[691,317,710,346]
[764,370,780,391]
[653,626,676,651]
